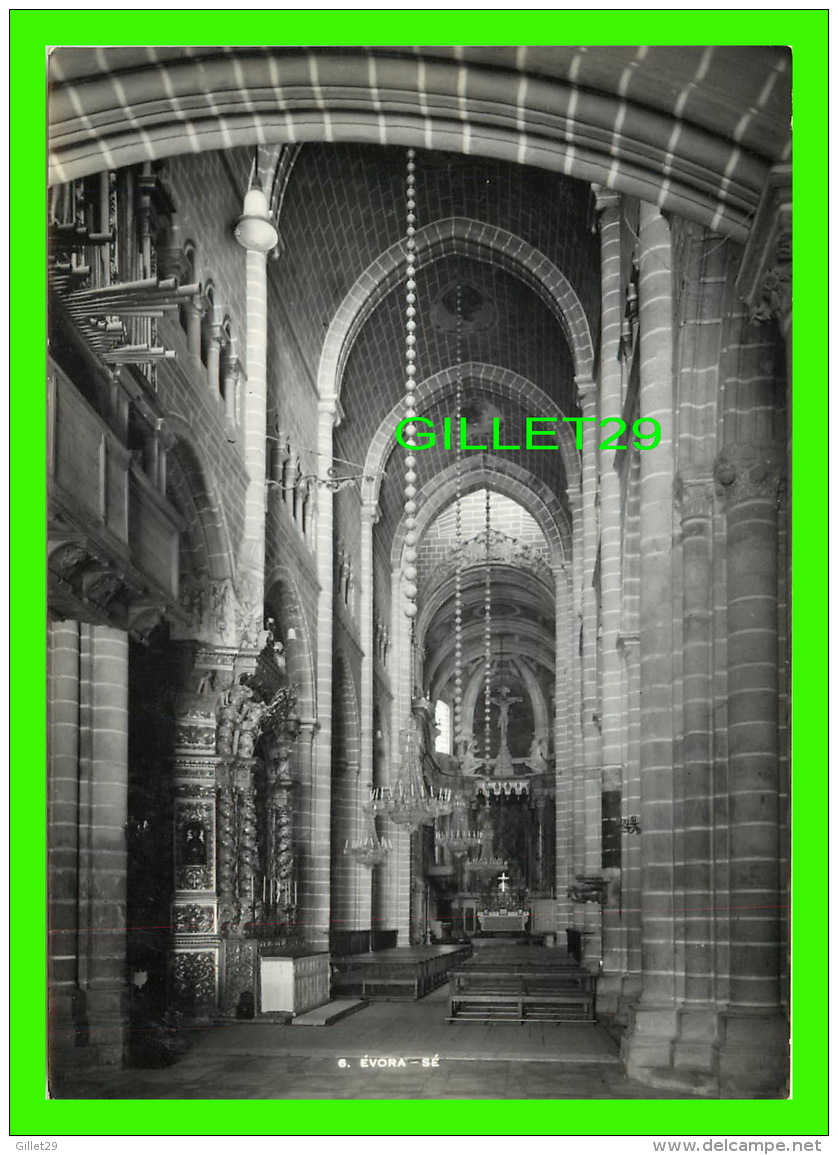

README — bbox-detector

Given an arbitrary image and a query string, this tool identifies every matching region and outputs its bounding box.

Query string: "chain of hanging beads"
[453,282,465,758]
[483,488,492,769]
[402,148,419,625]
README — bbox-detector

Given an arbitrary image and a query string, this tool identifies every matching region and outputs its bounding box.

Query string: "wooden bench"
[447,966,596,1022]
[332,945,472,1001]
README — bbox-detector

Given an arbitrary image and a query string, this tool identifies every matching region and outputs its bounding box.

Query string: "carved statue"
[236,696,267,759]
[181,820,207,866]
[216,683,251,756]
[457,736,482,776]
[526,732,550,773]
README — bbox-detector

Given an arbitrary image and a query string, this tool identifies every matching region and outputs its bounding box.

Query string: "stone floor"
[51,987,712,1101]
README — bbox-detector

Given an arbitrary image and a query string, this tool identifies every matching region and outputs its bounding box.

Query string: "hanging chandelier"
[482,489,493,773]
[368,148,452,832]
[435,793,481,855]
[371,717,452,827]
[345,806,392,868]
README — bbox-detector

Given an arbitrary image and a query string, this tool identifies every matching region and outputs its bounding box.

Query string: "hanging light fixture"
[482,489,493,774]
[401,146,420,627]
[345,806,392,868]
[452,282,468,770]
[370,148,452,831]
[435,792,481,855]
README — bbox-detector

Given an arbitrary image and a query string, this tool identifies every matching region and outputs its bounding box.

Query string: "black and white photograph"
[45,42,794,1107]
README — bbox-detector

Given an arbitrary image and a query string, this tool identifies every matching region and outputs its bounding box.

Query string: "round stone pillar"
[714,442,788,1093]
[622,203,678,1079]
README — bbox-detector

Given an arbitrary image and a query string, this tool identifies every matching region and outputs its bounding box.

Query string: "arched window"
[434,700,452,755]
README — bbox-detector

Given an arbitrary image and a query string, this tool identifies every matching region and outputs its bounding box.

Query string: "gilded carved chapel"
[47,45,792,1099]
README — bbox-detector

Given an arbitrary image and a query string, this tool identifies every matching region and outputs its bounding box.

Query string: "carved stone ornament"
[676,475,715,522]
[171,950,217,1006]
[48,541,90,581]
[174,798,215,891]
[173,761,216,783]
[714,444,784,504]
[221,939,256,1017]
[173,903,216,932]
[567,874,608,905]
[750,253,791,326]
[432,529,552,592]
[234,568,266,653]
[174,572,239,647]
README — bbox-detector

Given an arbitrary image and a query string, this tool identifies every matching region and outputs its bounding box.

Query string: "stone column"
[672,475,716,1067]
[49,622,130,1072]
[622,203,678,1078]
[577,378,602,962]
[553,563,573,927]
[309,399,338,947]
[236,223,271,647]
[618,632,643,1004]
[382,567,413,944]
[48,620,83,1071]
[567,485,585,934]
[294,718,320,944]
[357,499,379,933]
[596,191,626,1003]
[714,441,787,1093]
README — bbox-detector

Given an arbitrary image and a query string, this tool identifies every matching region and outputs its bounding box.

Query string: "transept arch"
[48,47,789,241]
[319,217,595,396]
[390,456,571,571]
[362,361,581,502]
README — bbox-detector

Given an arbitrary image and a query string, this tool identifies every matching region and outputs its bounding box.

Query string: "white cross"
[498,872,510,893]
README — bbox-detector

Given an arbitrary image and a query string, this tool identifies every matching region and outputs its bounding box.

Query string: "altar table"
[477,911,529,933]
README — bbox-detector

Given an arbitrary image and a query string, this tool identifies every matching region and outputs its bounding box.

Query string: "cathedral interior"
[46,45,792,1100]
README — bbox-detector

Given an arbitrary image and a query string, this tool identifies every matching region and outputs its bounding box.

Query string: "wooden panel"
[129,471,179,597]
[49,361,131,546]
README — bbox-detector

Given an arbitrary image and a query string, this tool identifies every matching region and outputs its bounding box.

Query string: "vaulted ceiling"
[48,45,791,241]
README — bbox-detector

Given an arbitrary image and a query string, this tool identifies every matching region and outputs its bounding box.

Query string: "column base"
[607,972,643,1024]
[621,1001,680,1082]
[622,1001,789,1097]
[715,1007,789,1098]
[49,985,128,1083]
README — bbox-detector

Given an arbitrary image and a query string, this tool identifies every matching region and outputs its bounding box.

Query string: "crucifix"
[491,683,522,774]
[498,871,510,893]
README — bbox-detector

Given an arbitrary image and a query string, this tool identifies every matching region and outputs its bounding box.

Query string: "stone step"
[291,999,366,1026]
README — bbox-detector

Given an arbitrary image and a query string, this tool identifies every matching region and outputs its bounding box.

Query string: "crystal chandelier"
[435,793,481,855]
[372,717,452,828]
[345,806,392,868]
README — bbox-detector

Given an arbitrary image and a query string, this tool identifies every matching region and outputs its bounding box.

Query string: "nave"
[52,982,709,1102]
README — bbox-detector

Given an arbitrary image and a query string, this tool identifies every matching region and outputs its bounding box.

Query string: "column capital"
[234,187,279,253]
[575,376,598,407]
[676,474,715,522]
[591,186,621,219]
[318,397,344,427]
[362,499,382,524]
[714,443,785,505]
[736,165,791,331]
